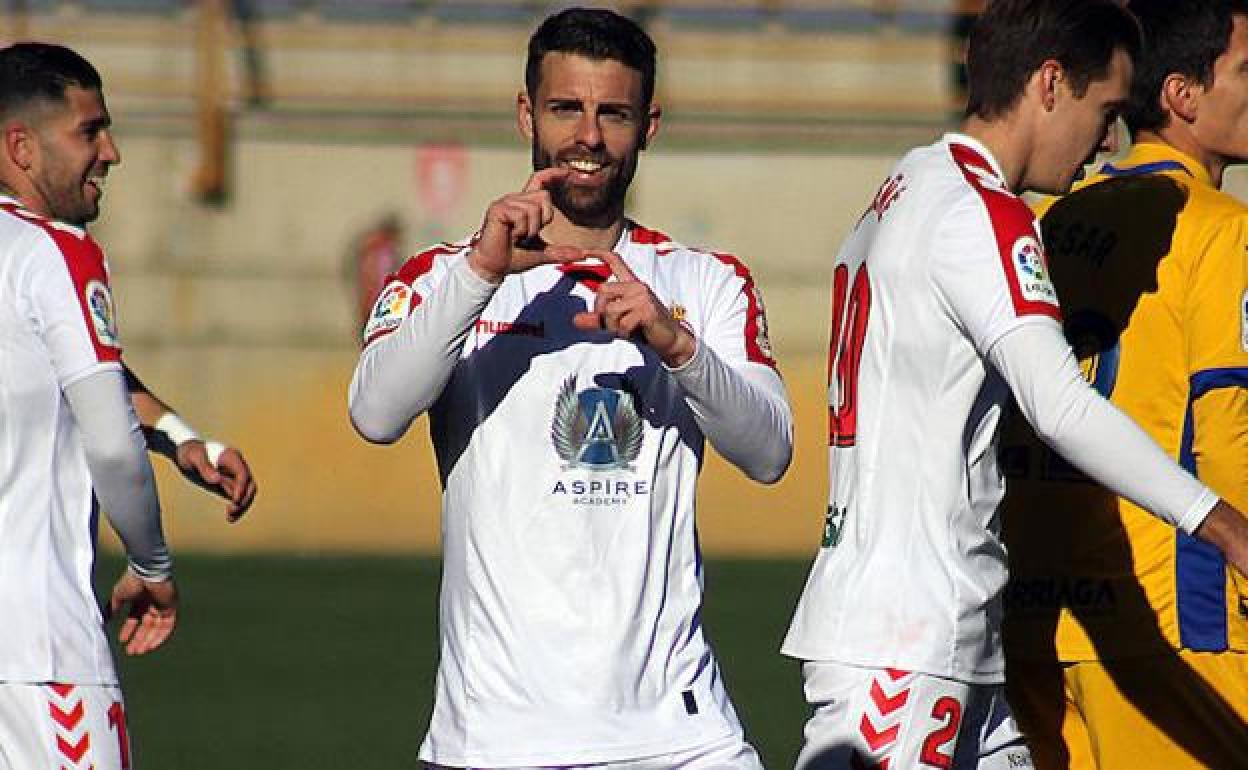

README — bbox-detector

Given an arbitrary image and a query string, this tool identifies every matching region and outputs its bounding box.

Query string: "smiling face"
[519,52,659,229]
[26,85,119,225]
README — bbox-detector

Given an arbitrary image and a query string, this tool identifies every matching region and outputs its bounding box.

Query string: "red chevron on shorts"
[46,684,93,769]
[854,668,914,769]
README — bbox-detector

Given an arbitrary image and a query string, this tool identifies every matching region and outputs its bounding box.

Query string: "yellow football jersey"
[1003,142,1248,662]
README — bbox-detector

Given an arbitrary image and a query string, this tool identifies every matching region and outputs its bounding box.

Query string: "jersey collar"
[0,193,89,238]
[944,132,1010,187]
[1098,142,1212,188]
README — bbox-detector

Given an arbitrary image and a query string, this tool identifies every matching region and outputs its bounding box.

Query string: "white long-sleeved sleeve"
[665,340,793,484]
[990,322,1217,534]
[349,257,497,443]
[64,368,172,580]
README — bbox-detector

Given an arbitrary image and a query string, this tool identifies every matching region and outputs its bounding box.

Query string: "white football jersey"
[364,222,782,766]
[782,134,1063,684]
[0,197,125,685]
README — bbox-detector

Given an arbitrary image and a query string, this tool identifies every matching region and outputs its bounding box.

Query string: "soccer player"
[349,8,792,768]
[782,1,1248,768]
[0,43,177,770]
[1003,1,1248,767]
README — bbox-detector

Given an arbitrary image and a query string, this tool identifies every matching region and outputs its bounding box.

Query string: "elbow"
[348,404,404,445]
[748,443,793,485]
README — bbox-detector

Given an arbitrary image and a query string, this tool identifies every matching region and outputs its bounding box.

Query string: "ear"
[3,121,36,172]
[1037,59,1064,112]
[640,103,662,150]
[1160,72,1200,124]
[517,90,535,141]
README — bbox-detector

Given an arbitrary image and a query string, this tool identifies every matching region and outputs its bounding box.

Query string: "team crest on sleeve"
[363,280,414,342]
[551,376,643,471]
[84,280,120,348]
[1011,235,1059,306]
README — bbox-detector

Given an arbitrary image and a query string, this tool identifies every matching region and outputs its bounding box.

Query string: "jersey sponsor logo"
[363,280,413,342]
[1241,289,1248,352]
[1011,235,1059,306]
[1004,576,1118,615]
[474,319,546,338]
[822,504,847,548]
[551,376,643,471]
[85,279,120,349]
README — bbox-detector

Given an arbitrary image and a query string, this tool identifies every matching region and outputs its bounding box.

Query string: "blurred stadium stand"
[0,0,984,551]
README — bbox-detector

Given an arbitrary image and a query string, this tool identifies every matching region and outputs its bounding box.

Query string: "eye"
[599,106,634,125]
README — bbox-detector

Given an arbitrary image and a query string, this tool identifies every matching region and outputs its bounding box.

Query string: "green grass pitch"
[99,554,813,769]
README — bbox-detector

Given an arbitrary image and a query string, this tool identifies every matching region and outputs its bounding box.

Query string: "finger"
[119,615,138,645]
[523,166,571,193]
[505,200,549,242]
[544,244,587,264]
[587,249,637,283]
[572,311,603,332]
[131,611,175,655]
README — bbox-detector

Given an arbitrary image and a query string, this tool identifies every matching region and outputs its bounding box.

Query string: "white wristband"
[204,440,227,467]
[154,412,200,447]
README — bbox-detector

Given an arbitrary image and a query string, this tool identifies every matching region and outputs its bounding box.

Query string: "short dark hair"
[1124,0,1248,134]
[0,43,102,122]
[965,0,1141,120]
[525,7,657,106]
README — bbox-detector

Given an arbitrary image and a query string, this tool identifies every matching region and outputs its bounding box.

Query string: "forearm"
[65,370,172,580]
[349,257,497,443]
[991,324,1215,534]
[667,341,793,483]
[123,364,172,427]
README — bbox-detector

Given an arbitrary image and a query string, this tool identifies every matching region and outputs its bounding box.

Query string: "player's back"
[1003,142,1248,661]
[785,134,1059,683]
[0,199,120,685]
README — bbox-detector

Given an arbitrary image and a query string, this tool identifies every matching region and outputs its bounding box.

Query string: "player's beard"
[532,136,638,229]
[33,147,100,226]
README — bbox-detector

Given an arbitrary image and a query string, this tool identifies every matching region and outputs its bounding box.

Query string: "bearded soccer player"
[782,1,1248,768]
[0,44,179,770]
[1003,1,1248,767]
[349,8,791,768]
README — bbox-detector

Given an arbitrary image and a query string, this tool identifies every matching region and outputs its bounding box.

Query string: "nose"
[99,129,121,166]
[574,111,603,148]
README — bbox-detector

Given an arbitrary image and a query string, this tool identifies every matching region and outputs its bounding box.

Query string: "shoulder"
[0,204,104,291]
[629,222,760,282]
[391,236,475,286]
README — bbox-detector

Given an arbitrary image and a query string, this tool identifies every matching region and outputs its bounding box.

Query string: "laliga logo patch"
[363,281,412,341]
[551,376,643,471]
[85,280,119,348]
[1012,235,1058,305]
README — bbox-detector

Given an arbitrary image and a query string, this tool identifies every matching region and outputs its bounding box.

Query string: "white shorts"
[425,730,763,770]
[794,662,1032,770]
[0,682,132,770]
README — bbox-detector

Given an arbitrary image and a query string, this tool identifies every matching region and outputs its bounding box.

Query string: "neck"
[960,114,1029,192]
[542,210,627,252]
[1136,128,1225,188]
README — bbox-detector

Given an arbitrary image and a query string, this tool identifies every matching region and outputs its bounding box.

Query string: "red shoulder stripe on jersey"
[1,203,123,362]
[949,144,1062,322]
[361,243,464,347]
[711,252,777,368]
[629,223,673,246]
